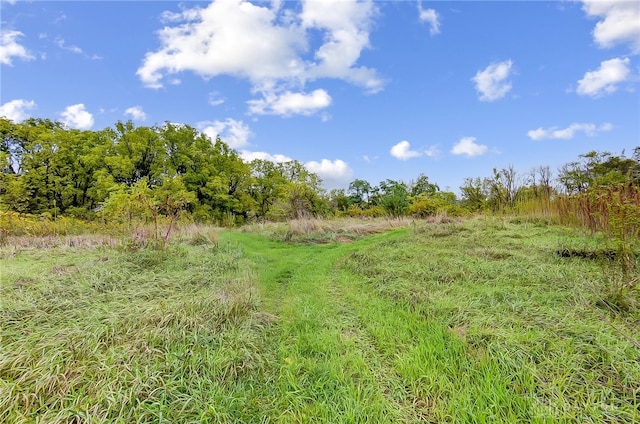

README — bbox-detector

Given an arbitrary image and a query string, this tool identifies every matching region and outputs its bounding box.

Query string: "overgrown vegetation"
[1,218,638,422]
[6,120,636,226]
[1,237,267,423]
[1,116,638,421]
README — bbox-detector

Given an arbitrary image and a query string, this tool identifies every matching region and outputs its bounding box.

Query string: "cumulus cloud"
[198,118,252,148]
[239,150,293,163]
[124,106,147,121]
[576,57,631,97]
[582,0,640,53]
[300,0,382,93]
[60,104,94,130]
[472,60,514,101]
[0,99,36,122]
[527,122,613,140]
[248,89,332,116]
[137,0,306,89]
[451,137,487,157]
[418,2,440,35]
[390,140,422,160]
[0,30,34,65]
[137,0,381,116]
[305,159,354,189]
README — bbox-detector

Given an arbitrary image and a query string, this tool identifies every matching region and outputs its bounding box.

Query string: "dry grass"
[172,223,221,246]
[242,217,417,243]
[1,234,121,251]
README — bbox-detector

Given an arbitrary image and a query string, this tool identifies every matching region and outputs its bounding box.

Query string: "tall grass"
[3,216,639,422]
[0,211,108,238]
[512,185,640,313]
[242,216,415,244]
[340,218,640,421]
[553,184,640,241]
[0,241,266,423]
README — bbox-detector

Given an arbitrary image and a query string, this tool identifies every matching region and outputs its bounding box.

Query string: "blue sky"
[1,0,639,192]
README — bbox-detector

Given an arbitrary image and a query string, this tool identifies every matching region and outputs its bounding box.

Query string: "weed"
[2,218,639,422]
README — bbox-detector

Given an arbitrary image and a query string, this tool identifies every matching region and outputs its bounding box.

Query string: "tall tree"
[347,179,372,206]
[377,179,409,217]
[459,177,488,212]
[410,174,439,197]
[249,159,287,221]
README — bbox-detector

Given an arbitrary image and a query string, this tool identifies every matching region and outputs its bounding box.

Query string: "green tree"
[103,121,165,187]
[145,176,197,248]
[249,159,288,221]
[410,174,440,197]
[278,161,325,219]
[347,179,372,206]
[328,188,350,214]
[459,177,488,212]
[558,150,639,193]
[377,179,409,217]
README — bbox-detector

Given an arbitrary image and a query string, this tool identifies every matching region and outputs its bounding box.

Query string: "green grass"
[1,218,638,422]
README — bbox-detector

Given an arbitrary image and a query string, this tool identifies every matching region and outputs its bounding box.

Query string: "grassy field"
[1,217,638,423]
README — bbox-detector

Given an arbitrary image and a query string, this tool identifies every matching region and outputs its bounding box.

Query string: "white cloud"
[0,99,36,122]
[451,137,487,157]
[300,0,382,93]
[124,106,147,121]
[582,0,640,53]
[576,57,631,97]
[137,0,306,89]
[390,140,440,160]
[390,140,422,160]
[0,30,34,65]
[472,60,514,101]
[55,37,82,54]
[424,145,440,158]
[305,158,354,189]
[527,128,548,141]
[198,118,252,148]
[60,104,94,130]
[418,2,440,35]
[208,91,225,106]
[137,0,382,115]
[52,12,67,24]
[527,122,613,140]
[54,37,102,60]
[248,89,332,116]
[240,150,293,163]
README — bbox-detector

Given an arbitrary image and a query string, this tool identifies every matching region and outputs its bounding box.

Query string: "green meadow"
[1,217,639,423]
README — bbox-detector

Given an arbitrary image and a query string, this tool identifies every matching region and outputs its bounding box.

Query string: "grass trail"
[224,228,540,422]
[222,230,422,422]
[223,219,639,423]
[2,219,638,422]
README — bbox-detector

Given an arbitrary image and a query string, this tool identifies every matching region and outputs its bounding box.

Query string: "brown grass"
[1,234,121,250]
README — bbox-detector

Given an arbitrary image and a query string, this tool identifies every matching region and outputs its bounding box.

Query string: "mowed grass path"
[222,229,422,422]
[224,219,639,423]
[2,219,639,422]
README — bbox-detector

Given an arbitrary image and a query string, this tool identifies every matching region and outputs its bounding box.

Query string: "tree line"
[1,117,638,225]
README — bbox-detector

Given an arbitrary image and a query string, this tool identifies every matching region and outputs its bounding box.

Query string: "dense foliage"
[1,117,638,228]
[0,118,326,224]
